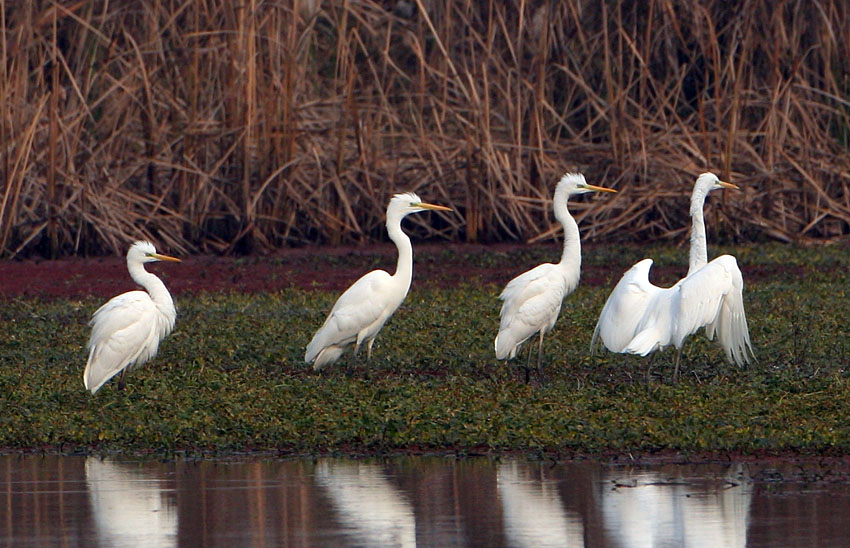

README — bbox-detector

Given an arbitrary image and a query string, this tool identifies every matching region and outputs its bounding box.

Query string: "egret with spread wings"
[305,193,451,370]
[495,173,616,379]
[591,172,754,380]
[84,241,181,394]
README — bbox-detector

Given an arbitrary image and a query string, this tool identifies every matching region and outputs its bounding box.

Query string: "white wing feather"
[671,260,731,345]
[691,255,754,365]
[495,264,573,360]
[305,270,403,368]
[591,259,662,353]
[84,291,164,394]
[623,255,753,366]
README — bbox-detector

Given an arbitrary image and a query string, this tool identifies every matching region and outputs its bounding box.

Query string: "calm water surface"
[3,455,849,547]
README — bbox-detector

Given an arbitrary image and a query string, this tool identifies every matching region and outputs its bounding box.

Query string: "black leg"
[645,353,657,387]
[536,332,544,375]
[673,348,683,383]
[522,341,534,384]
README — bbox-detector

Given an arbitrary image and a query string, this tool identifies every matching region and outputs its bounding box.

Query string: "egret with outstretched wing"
[592,173,754,379]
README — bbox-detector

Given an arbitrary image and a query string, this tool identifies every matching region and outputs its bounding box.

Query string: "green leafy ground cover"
[1,243,848,457]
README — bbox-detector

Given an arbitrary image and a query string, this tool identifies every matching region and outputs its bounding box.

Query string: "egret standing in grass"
[495,173,616,381]
[305,193,452,370]
[84,241,181,394]
[591,172,754,380]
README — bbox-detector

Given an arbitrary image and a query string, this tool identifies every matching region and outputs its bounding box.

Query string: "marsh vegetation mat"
[1,243,848,461]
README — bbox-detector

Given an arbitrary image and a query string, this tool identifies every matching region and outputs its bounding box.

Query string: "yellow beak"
[584,184,617,193]
[719,180,739,190]
[418,202,453,212]
[151,253,181,263]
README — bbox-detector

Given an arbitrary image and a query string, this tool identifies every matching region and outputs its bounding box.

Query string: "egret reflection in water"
[315,459,417,547]
[497,462,585,547]
[3,456,844,546]
[85,457,177,548]
[601,468,751,548]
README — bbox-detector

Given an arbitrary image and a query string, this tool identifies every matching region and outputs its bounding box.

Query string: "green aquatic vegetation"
[0,245,849,457]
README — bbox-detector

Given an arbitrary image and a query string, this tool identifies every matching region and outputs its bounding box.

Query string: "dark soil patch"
[0,243,505,299]
[0,243,810,299]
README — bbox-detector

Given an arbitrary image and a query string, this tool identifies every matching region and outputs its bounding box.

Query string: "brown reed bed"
[1,0,848,258]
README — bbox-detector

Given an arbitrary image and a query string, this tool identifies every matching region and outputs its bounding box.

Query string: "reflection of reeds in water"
[497,461,585,547]
[315,459,417,548]
[601,468,751,548]
[1,1,848,257]
[85,457,177,548]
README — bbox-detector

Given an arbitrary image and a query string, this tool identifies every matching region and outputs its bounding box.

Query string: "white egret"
[591,172,754,380]
[305,192,451,370]
[83,241,181,394]
[495,173,616,379]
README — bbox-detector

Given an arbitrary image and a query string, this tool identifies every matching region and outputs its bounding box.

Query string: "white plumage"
[591,172,754,379]
[84,241,180,394]
[305,192,451,370]
[495,173,616,375]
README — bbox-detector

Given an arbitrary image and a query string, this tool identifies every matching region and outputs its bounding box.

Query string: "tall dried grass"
[1,0,848,257]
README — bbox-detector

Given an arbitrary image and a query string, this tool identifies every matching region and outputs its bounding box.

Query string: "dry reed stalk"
[0,0,848,258]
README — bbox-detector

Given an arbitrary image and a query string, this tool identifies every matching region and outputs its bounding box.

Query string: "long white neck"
[128,259,175,312]
[387,214,414,294]
[688,186,710,275]
[554,193,581,274]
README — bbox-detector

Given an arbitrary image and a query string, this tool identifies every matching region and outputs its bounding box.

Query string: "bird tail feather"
[494,332,524,360]
[623,329,664,357]
[312,345,345,370]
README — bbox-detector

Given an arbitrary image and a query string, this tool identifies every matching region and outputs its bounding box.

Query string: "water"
[3,455,850,547]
